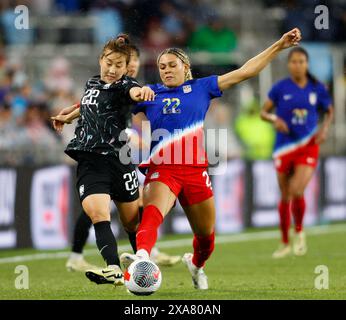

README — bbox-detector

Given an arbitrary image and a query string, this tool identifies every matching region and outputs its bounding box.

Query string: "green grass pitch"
[0,224,345,300]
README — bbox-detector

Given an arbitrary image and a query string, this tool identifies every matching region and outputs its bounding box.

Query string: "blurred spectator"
[126,0,163,38]
[159,1,188,46]
[30,0,54,15]
[279,0,343,42]
[188,17,237,53]
[10,82,31,120]
[205,100,243,160]
[54,0,81,13]
[43,56,78,146]
[142,18,172,52]
[177,0,214,28]
[0,1,34,45]
[44,57,74,95]
[90,1,124,44]
[235,99,275,160]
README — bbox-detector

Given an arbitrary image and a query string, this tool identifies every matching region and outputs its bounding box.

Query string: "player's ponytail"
[288,47,319,85]
[100,33,132,64]
[157,48,193,81]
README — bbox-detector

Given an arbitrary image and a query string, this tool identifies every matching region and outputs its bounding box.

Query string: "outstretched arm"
[51,105,81,133]
[129,86,155,102]
[218,28,302,91]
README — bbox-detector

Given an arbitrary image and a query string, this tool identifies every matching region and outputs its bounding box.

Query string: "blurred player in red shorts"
[261,47,334,258]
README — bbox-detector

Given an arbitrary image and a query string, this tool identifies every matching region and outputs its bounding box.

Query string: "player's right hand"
[274,117,289,134]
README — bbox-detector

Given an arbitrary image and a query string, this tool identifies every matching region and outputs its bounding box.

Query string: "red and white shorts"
[143,165,213,207]
[274,139,319,174]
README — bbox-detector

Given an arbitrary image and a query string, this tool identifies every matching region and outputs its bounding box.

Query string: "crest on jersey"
[183,85,192,93]
[103,83,112,89]
[79,185,84,197]
[309,92,317,106]
[150,172,160,179]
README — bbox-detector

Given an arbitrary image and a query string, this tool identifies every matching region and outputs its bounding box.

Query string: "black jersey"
[65,75,141,160]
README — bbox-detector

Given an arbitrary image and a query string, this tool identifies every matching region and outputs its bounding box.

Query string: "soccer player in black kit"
[52,34,154,286]
[55,44,180,273]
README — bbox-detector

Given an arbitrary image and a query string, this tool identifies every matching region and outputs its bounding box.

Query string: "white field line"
[0,223,345,265]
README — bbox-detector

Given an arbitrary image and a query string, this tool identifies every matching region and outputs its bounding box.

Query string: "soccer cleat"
[85,265,124,286]
[151,249,181,267]
[293,231,307,256]
[120,252,139,271]
[182,253,208,290]
[66,257,99,272]
[272,244,291,259]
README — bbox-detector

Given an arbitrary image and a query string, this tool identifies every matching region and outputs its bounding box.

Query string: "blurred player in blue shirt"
[261,47,334,259]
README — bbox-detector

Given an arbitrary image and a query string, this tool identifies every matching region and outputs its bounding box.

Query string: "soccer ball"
[124,259,162,296]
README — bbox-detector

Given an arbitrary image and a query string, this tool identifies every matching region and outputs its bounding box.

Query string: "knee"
[84,207,109,224]
[194,229,215,239]
[288,183,304,199]
[123,220,138,233]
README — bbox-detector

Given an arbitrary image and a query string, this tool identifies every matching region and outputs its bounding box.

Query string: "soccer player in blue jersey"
[261,47,334,258]
[119,28,302,290]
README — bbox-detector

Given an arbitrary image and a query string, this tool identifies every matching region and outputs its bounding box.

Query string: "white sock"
[70,252,83,260]
[150,247,160,260]
[136,249,150,260]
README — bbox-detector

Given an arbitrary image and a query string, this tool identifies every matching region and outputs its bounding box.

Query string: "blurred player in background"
[52,34,155,286]
[261,47,334,259]
[57,44,180,273]
[120,28,302,290]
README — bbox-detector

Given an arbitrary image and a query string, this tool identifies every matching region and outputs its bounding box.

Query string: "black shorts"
[75,151,139,203]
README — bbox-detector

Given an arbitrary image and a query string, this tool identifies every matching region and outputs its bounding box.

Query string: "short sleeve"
[317,83,332,112]
[123,76,141,96]
[268,82,280,105]
[198,75,223,99]
[132,101,147,115]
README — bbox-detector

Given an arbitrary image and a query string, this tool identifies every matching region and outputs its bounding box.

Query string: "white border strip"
[0,224,345,265]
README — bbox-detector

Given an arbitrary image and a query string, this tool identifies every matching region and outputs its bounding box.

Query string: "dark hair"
[100,33,132,64]
[288,47,319,84]
[128,44,140,57]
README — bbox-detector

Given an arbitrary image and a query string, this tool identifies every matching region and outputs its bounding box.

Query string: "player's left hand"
[278,28,302,50]
[139,86,155,101]
[51,114,72,132]
[315,128,328,144]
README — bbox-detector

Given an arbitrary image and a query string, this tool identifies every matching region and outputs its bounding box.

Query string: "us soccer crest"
[309,92,317,106]
[183,85,192,93]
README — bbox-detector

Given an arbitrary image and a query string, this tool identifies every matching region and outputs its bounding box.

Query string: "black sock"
[139,206,144,222]
[94,221,120,266]
[127,231,137,253]
[72,211,92,254]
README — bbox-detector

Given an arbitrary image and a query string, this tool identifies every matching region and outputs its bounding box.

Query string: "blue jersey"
[132,75,222,167]
[268,77,331,157]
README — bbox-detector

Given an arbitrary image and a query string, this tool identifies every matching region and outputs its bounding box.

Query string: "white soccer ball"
[124,259,162,296]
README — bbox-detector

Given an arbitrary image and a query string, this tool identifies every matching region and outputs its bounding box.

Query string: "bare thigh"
[183,197,216,236]
[142,181,177,218]
[288,165,315,198]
